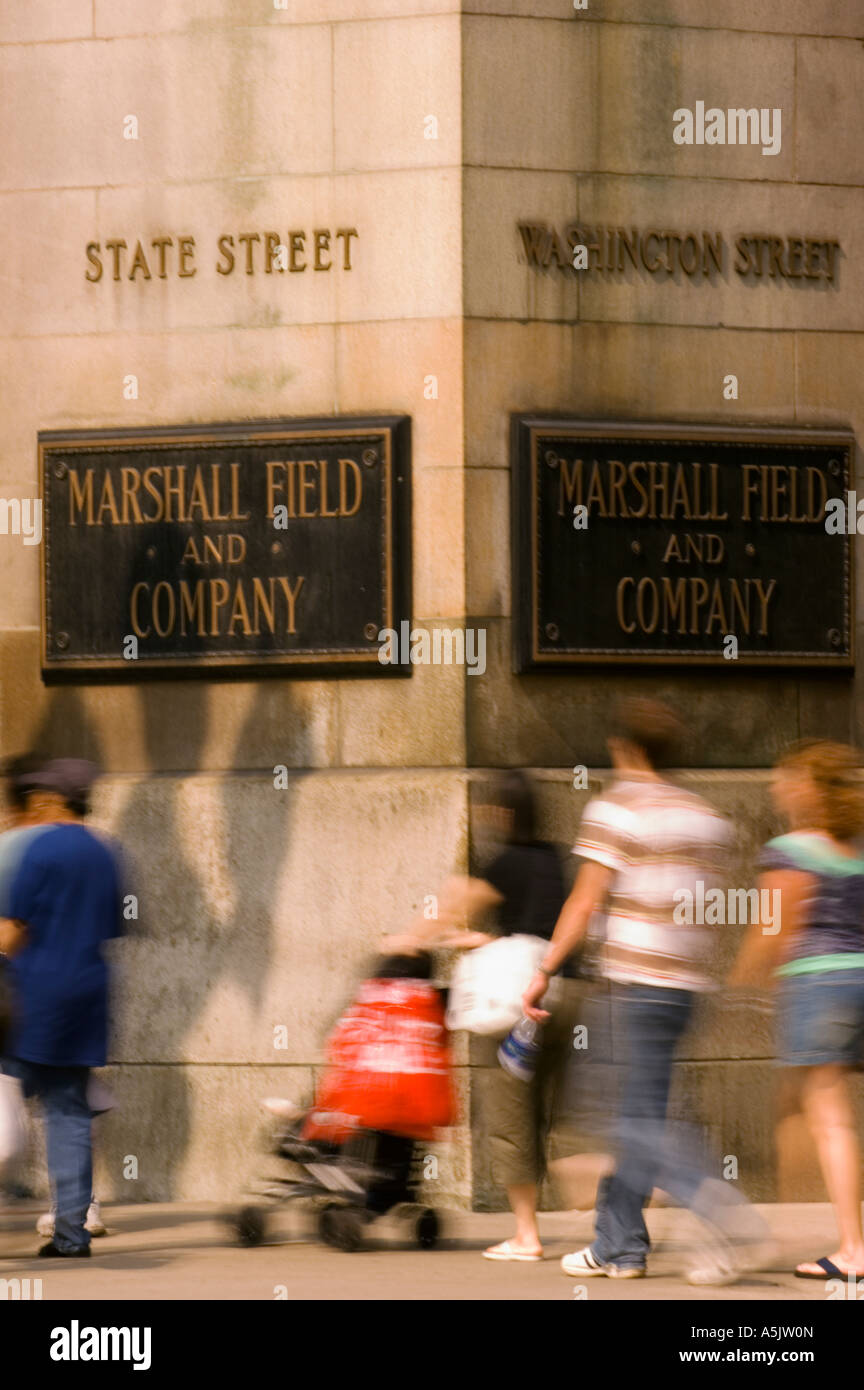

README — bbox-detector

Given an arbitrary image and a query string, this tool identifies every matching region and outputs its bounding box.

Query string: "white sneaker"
[37,1199,106,1237]
[687,1219,751,1285]
[36,1209,55,1238]
[85,1198,107,1237]
[560,1245,644,1278]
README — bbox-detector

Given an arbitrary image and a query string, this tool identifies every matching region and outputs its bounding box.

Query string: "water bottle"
[497,1016,542,1082]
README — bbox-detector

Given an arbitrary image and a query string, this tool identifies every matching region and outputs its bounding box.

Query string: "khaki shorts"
[479,976,584,1189]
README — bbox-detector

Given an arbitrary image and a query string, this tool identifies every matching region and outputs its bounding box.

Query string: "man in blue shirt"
[0,755,52,1073]
[0,760,123,1257]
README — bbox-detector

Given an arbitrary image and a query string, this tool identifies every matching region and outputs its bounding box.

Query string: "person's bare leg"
[484,1184,542,1257]
[797,1065,864,1275]
[508,1183,542,1253]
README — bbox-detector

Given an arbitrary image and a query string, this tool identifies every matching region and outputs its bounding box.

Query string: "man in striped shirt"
[575,767,730,995]
[523,699,759,1283]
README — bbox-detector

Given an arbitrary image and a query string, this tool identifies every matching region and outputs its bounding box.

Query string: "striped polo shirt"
[575,774,732,992]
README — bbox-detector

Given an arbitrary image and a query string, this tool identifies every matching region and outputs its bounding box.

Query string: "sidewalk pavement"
[0,1200,853,1301]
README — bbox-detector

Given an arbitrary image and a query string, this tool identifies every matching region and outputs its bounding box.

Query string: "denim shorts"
[777,968,864,1067]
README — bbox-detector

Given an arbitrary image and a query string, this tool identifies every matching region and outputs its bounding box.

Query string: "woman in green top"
[731,740,864,1280]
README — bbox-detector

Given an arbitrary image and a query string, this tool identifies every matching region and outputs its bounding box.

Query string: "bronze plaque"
[40,417,410,680]
[512,419,854,670]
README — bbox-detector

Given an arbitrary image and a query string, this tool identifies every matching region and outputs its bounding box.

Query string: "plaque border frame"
[511,416,855,673]
[39,414,411,682]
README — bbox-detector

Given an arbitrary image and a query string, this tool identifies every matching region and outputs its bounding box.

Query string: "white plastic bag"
[87,1075,117,1116]
[0,1072,26,1174]
[445,934,548,1037]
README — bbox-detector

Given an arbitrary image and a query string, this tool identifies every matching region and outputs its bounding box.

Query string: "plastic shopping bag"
[0,1072,26,1175]
[303,978,456,1144]
[445,934,548,1037]
[87,1075,117,1116]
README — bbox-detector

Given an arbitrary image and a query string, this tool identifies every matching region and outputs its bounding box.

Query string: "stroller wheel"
[234,1205,267,1247]
[318,1204,344,1248]
[416,1207,439,1250]
[324,1207,364,1253]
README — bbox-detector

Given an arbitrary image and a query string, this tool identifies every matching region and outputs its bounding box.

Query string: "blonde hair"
[778,740,864,841]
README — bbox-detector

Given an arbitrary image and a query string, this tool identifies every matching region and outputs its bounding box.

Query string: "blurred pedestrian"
[0,755,54,1166]
[0,758,123,1257]
[0,756,50,1187]
[393,770,581,1261]
[730,740,864,1280]
[523,698,764,1283]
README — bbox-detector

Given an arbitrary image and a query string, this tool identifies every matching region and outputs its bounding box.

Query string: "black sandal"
[795,1256,861,1280]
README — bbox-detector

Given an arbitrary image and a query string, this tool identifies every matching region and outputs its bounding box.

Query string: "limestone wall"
[463,3,864,767]
[461,2,864,1205]
[1,3,862,1205]
[0,3,473,1204]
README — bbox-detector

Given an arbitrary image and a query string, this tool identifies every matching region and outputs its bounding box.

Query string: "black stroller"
[233,1118,440,1252]
[231,953,451,1252]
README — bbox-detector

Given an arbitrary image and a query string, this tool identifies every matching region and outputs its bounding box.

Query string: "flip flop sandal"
[482,1240,543,1262]
[795,1257,863,1280]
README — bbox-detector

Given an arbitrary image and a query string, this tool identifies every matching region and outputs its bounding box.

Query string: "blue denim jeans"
[778,967,864,1067]
[9,1059,92,1252]
[591,985,714,1269]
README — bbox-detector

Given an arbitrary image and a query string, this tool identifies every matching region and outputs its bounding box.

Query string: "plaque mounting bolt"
[146,546,156,560]
[828,629,842,648]
[630,540,641,556]
[364,622,379,641]
[56,633,69,651]
[362,449,378,467]
[545,452,558,469]
[271,542,281,554]
[828,459,841,477]
[545,623,560,641]
[54,462,67,480]
[745,543,756,558]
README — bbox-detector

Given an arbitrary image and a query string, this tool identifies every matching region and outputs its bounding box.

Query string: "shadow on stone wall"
[19,680,309,1202]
